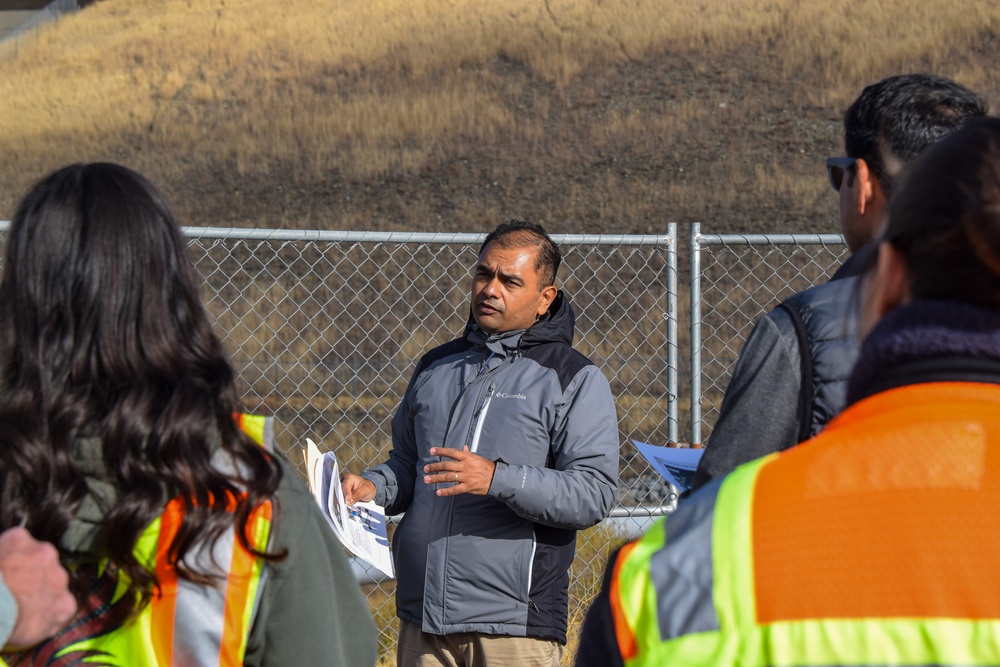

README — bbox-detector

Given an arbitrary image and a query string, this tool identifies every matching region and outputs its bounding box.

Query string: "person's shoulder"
[413,337,473,377]
[784,275,857,305]
[743,302,797,347]
[522,341,595,392]
[777,276,858,343]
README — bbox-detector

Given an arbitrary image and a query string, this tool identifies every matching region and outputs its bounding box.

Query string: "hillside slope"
[2,0,999,234]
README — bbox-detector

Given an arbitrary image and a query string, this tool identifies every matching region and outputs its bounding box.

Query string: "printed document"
[303,439,395,578]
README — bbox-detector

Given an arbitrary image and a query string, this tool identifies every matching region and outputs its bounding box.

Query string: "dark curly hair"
[844,73,987,197]
[0,163,283,610]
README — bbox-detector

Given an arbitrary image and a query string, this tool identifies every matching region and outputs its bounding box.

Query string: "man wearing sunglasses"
[690,74,987,491]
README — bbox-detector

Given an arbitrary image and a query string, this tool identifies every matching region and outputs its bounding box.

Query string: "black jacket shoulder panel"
[523,342,594,393]
[776,301,815,444]
[520,291,576,348]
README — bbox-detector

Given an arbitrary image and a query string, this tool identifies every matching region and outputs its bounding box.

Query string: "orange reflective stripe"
[610,540,641,660]
[754,382,1000,624]
[219,500,272,666]
[151,498,184,665]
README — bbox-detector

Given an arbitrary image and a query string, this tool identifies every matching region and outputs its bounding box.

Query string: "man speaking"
[343,220,620,666]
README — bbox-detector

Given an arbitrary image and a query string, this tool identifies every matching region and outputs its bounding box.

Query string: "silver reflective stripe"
[172,527,237,665]
[210,447,248,477]
[526,532,536,604]
[261,416,276,451]
[651,478,722,640]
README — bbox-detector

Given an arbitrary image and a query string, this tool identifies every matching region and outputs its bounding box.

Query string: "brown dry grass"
[2,0,1000,234]
[3,1,1000,661]
[365,524,627,666]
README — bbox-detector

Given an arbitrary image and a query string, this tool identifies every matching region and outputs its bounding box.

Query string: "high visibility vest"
[233,413,275,451]
[2,414,276,666]
[610,382,1000,666]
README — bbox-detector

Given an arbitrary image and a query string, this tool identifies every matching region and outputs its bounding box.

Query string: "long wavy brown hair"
[0,163,283,608]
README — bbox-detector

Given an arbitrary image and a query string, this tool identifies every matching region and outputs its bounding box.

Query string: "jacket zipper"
[468,380,497,454]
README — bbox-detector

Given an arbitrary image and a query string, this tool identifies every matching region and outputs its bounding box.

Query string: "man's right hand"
[341,473,377,506]
[0,527,77,650]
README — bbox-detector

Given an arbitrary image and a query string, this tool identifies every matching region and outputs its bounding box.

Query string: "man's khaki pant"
[397,619,564,667]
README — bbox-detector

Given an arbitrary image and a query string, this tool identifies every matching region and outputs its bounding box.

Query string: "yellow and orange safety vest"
[2,414,276,667]
[610,382,1000,666]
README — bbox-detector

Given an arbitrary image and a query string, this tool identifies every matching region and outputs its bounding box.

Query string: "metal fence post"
[689,222,703,445]
[0,220,855,660]
[665,222,679,443]
[0,0,82,63]
[689,230,847,444]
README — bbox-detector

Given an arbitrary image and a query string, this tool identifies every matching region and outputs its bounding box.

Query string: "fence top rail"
[695,231,846,246]
[179,227,674,245]
[0,0,76,46]
[0,222,674,245]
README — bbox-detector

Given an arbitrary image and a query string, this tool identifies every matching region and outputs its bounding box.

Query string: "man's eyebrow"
[475,263,524,283]
[497,267,524,283]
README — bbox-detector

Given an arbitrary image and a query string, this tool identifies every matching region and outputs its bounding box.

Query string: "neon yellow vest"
[2,414,276,666]
[612,383,1000,666]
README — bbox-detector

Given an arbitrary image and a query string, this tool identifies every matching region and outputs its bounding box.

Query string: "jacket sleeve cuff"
[360,471,389,506]
[487,460,516,498]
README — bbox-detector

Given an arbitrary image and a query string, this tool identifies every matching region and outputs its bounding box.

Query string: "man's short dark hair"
[843,73,987,196]
[480,220,561,288]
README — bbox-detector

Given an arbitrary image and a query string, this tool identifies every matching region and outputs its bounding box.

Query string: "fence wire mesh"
[182,227,678,663]
[690,224,850,445]
[0,219,855,662]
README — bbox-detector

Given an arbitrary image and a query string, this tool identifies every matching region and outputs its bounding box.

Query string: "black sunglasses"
[826,157,857,192]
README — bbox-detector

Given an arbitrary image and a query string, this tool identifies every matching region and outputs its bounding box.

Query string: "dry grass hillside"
[2,0,999,234]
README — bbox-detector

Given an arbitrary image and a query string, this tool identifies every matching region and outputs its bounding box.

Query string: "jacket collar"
[463,290,576,354]
[60,437,120,557]
[830,241,877,281]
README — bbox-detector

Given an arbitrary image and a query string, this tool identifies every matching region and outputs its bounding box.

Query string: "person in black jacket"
[692,73,987,489]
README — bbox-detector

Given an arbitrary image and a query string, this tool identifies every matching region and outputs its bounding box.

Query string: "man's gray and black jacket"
[361,291,619,644]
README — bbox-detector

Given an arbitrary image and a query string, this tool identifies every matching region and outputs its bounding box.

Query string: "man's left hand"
[424,446,496,496]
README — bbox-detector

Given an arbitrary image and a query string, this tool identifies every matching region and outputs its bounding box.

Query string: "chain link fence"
[0,218,856,662]
[689,222,850,445]
[180,226,679,662]
[0,0,79,61]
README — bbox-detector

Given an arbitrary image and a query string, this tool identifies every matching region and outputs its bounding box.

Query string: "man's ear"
[852,158,879,216]
[536,285,557,317]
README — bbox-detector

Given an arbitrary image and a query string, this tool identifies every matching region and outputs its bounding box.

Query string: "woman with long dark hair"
[0,163,376,666]
[577,117,1000,666]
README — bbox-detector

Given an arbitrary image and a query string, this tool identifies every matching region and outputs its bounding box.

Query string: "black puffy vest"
[778,277,860,441]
